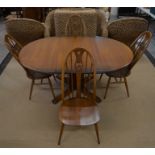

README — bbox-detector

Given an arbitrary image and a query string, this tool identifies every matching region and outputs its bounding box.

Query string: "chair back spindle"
[129,31,152,69]
[4,34,22,63]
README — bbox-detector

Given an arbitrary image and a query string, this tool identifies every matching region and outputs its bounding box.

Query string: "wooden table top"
[19,36,133,73]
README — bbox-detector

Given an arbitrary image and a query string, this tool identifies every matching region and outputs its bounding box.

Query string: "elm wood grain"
[19,36,133,74]
[58,99,100,145]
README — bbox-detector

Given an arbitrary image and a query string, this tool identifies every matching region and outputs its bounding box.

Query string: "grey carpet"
[0,18,8,65]
[0,18,11,75]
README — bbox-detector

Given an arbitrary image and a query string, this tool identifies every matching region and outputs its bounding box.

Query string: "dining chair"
[45,8,108,37]
[65,14,86,36]
[54,14,87,82]
[99,18,148,81]
[103,31,152,99]
[58,48,100,145]
[4,34,55,100]
[5,18,45,46]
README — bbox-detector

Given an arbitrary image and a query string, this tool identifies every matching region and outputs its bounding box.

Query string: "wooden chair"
[55,15,87,82]
[103,31,152,99]
[58,48,100,145]
[4,34,55,100]
[65,14,86,36]
[45,8,108,37]
[99,17,148,81]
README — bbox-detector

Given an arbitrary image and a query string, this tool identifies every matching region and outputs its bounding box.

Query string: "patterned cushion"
[5,18,45,46]
[54,8,97,37]
[44,10,55,37]
[65,15,86,36]
[96,9,108,37]
[108,17,148,46]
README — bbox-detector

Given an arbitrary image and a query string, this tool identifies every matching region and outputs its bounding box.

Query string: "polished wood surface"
[19,36,133,74]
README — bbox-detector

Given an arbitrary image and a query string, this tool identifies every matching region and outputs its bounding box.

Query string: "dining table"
[19,36,133,103]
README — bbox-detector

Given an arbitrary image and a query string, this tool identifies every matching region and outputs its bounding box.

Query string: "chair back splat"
[61,47,96,101]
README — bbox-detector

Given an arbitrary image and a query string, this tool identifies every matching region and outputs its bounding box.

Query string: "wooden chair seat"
[59,98,100,126]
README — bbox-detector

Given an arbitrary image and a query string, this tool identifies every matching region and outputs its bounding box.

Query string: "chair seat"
[59,98,100,126]
[25,68,52,79]
[106,67,130,78]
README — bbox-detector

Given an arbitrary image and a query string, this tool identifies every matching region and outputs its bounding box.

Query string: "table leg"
[52,73,102,104]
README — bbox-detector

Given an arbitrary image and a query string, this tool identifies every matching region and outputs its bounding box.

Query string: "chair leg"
[124,77,130,97]
[114,77,118,82]
[41,79,43,84]
[104,77,111,99]
[99,73,103,80]
[48,77,56,99]
[52,74,57,82]
[58,123,64,145]
[29,79,35,100]
[94,123,100,144]
[119,78,121,82]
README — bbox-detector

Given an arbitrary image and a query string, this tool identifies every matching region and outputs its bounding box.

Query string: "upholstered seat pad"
[5,18,45,46]
[54,9,97,37]
[106,66,131,78]
[24,67,52,79]
[59,98,100,126]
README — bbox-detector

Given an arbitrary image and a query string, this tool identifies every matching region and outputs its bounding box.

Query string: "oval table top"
[19,36,133,73]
